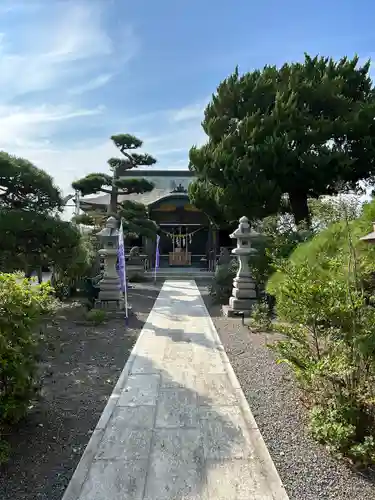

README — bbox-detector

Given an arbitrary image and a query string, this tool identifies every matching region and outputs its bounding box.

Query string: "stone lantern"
[96,216,122,307]
[223,216,258,317]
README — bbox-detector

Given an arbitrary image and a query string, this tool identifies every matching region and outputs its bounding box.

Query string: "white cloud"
[169,99,208,122]
[68,74,114,95]
[0,1,137,162]
[0,2,135,101]
[0,104,104,149]
[0,0,209,216]
[44,4,113,62]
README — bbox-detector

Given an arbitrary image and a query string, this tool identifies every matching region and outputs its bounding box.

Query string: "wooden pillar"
[207,223,217,271]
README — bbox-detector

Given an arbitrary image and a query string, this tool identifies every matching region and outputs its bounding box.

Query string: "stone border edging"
[198,286,290,500]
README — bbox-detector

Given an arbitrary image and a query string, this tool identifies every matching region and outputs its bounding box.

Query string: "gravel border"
[0,283,161,500]
[200,289,375,500]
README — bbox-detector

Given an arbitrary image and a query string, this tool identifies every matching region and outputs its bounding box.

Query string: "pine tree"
[73,134,158,238]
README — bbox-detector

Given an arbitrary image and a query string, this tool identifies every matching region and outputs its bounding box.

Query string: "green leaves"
[115,177,154,194]
[191,54,375,225]
[0,209,82,271]
[267,217,375,465]
[110,133,143,150]
[72,173,112,195]
[72,134,157,214]
[0,273,55,432]
[0,152,63,213]
[118,200,158,239]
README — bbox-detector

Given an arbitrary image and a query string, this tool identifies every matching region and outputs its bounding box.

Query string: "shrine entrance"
[148,195,212,269]
[158,225,208,267]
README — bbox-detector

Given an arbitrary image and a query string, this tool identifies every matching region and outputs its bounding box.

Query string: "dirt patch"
[0,283,160,500]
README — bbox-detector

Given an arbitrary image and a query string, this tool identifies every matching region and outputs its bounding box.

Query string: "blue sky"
[1,0,375,197]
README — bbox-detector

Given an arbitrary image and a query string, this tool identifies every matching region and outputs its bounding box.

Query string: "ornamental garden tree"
[189,54,375,226]
[73,133,158,239]
[0,151,63,213]
[0,152,82,274]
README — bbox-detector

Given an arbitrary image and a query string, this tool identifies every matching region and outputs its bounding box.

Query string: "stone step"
[145,269,214,280]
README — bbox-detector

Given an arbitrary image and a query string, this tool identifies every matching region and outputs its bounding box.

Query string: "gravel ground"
[200,288,375,500]
[0,283,161,500]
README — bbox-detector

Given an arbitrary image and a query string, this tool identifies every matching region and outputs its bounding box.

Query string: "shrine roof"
[80,189,189,208]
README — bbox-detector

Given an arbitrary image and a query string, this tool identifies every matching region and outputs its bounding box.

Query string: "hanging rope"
[159,226,204,248]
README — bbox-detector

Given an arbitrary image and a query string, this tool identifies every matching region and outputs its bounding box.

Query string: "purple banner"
[118,221,127,294]
[155,234,160,269]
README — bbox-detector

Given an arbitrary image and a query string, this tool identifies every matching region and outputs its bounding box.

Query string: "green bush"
[51,233,97,301]
[0,273,55,461]
[267,199,375,296]
[250,300,273,332]
[209,259,238,303]
[85,309,107,325]
[251,215,313,289]
[269,256,375,465]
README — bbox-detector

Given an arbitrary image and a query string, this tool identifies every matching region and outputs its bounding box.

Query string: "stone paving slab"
[62,280,289,500]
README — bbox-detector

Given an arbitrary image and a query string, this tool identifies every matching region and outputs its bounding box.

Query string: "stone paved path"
[62,280,289,500]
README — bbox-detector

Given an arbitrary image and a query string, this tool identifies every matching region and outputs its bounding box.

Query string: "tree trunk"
[108,186,118,213]
[289,191,311,227]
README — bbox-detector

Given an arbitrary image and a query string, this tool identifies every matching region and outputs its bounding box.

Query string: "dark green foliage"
[51,234,98,301]
[0,152,63,213]
[209,259,238,303]
[119,200,158,240]
[72,173,112,196]
[188,179,235,227]
[110,133,143,151]
[115,178,154,193]
[0,275,55,462]
[190,55,375,225]
[0,210,82,273]
[0,152,83,275]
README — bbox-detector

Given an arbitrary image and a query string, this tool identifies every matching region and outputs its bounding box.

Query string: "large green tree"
[0,152,81,272]
[189,54,375,225]
[0,152,63,212]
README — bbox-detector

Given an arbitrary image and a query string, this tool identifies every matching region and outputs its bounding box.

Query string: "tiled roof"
[80,189,188,207]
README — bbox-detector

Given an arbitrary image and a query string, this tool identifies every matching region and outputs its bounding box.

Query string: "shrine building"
[79,169,231,270]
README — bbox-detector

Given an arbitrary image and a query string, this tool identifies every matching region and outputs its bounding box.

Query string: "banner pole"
[154,234,160,284]
[118,220,128,320]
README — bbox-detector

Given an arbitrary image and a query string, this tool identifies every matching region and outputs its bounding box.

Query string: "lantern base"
[94,299,132,315]
[222,304,252,318]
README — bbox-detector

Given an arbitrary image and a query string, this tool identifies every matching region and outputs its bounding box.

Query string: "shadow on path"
[79,353,272,500]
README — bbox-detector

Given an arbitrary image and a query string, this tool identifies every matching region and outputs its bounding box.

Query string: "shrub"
[85,309,107,325]
[250,300,273,332]
[269,256,375,466]
[0,273,55,461]
[51,233,97,301]
[267,198,375,296]
[209,259,238,303]
[251,214,313,291]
